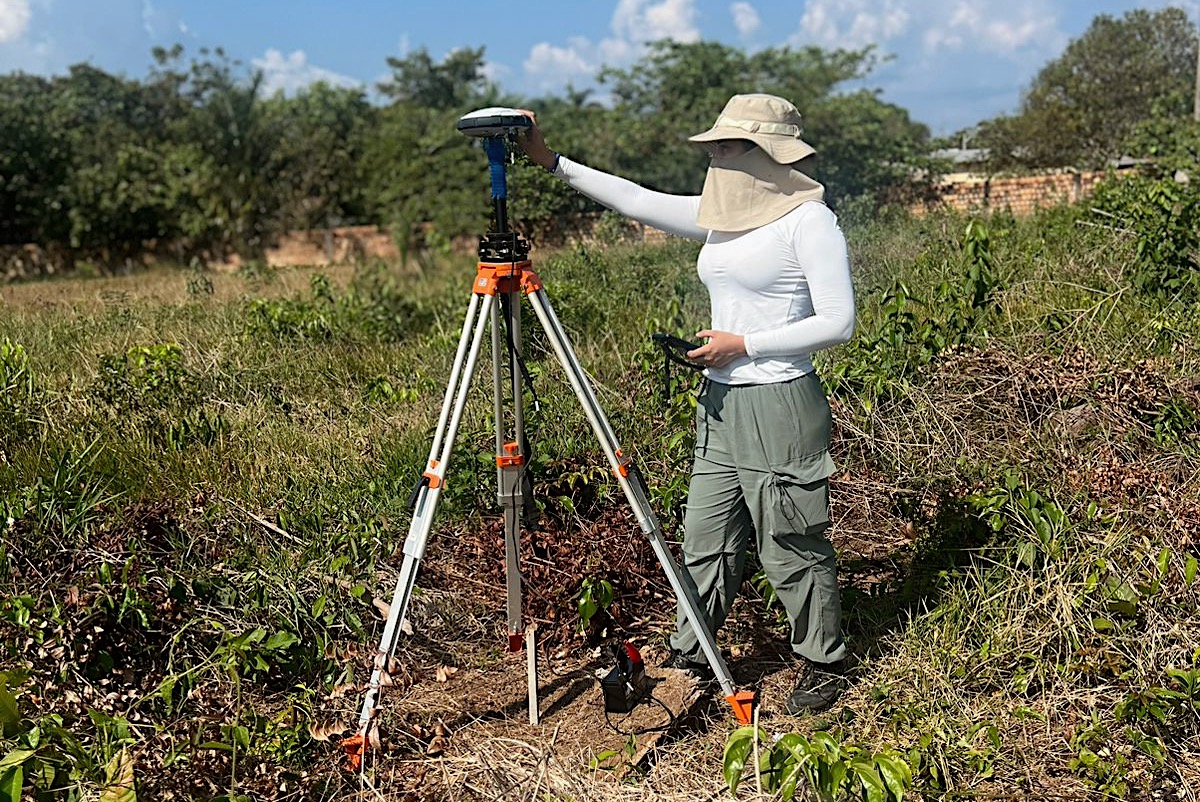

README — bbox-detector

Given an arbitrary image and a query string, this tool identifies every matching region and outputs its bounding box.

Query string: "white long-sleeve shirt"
[553,155,855,385]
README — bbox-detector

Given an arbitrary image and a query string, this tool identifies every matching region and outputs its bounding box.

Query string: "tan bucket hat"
[689,94,816,164]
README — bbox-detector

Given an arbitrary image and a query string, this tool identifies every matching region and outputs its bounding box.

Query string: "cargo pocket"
[766,474,831,538]
[768,453,835,542]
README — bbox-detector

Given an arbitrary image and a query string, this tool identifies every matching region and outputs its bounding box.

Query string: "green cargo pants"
[669,373,847,665]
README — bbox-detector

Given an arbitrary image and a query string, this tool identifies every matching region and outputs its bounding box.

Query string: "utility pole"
[1195,24,1200,121]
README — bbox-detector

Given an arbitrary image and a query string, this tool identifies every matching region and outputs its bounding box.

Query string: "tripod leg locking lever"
[406,461,444,510]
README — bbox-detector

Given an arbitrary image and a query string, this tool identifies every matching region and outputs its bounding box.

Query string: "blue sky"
[0,0,1195,136]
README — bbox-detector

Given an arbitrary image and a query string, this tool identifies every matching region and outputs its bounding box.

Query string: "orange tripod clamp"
[422,459,442,490]
[473,260,544,297]
[613,448,631,478]
[497,442,524,468]
[474,261,532,296]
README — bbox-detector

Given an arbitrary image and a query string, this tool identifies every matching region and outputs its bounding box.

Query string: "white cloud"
[795,0,910,51]
[731,2,760,38]
[142,0,156,37]
[481,58,510,85]
[525,39,594,81]
[141,0,188,40]
[792,0,1061,59]
[0,0,32,43]
[514,0,1080,134]
[775,0,1081,135]
[613,0,700,43]
[252,49,362,97]
[924,0,1060,55]
[523,0,699,93]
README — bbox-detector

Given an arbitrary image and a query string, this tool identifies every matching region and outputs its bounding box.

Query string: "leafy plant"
[1114,667,1200,738]
[1067,706,1171,798]
[826,219,1002,403]
[244,267,430,342]
[969,471,1070,568]
[92,343,228,451]
[1083,545,1177,627]
[95,343,192,412]
[576,577,614,633]
[363,376,418,405]
[1090,173,1200,297]
[1145,396,1199,446]
[723,726,912,801]
[0,673,137,802]
[586,733,639,773]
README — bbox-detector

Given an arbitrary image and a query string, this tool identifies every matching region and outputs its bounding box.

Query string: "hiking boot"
[660,649,715,682]
[785,660,848,714]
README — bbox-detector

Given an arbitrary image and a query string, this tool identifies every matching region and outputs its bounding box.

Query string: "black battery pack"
[601,642,647,713]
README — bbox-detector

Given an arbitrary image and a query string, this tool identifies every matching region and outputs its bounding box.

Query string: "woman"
[517,94,855,713]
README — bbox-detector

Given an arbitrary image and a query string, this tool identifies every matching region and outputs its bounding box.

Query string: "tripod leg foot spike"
[341,733,366,771]
[726,691,757,726]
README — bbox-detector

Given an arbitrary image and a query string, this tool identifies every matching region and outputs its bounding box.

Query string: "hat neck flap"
[695,148,825,233]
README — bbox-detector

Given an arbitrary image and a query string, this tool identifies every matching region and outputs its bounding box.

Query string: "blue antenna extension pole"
[483,136,510,232]
[484,137,508,199]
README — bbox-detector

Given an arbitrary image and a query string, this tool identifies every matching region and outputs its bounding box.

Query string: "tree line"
[1,7,1198,270]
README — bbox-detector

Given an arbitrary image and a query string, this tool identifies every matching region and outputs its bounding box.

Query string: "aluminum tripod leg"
[523,288,754,724]
[492,290,529,651]
[351,290,497,742]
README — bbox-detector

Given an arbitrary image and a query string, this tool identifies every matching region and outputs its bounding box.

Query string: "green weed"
[0,339,40,443]
[723,726,912,801]
[576,577,614,633]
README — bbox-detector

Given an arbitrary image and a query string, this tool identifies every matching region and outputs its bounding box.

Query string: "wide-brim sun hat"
[688,93,816,164]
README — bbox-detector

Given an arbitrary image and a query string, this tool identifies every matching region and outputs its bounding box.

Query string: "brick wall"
[924,169,1113,216]
[1,225,403,280]
[210,225,401,270]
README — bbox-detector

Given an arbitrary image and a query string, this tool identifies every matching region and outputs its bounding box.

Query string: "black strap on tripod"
[499,292,540,413]
[406,476,428,510]
[651,332,705,403]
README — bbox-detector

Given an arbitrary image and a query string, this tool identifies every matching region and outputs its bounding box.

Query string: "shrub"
[1090,173,1200,297]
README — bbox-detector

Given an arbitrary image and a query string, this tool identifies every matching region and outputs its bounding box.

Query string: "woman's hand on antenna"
[514,109,557,170]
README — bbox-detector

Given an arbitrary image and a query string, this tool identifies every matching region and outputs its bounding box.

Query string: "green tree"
[264,82,375,231]
[54,64,186,253]
[1124,115,1200,175]
[0,73,73,245]
[377,46,492,108]
[804,89,932,205]
[506,95,624,243]
[154,47,294,258]
[980,7,1197,169]
[361,104,486,258]
[0,62,191,254]
[1,45,380,264]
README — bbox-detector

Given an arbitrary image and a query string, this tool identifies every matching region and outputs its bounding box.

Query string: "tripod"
[342,110,754,770]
